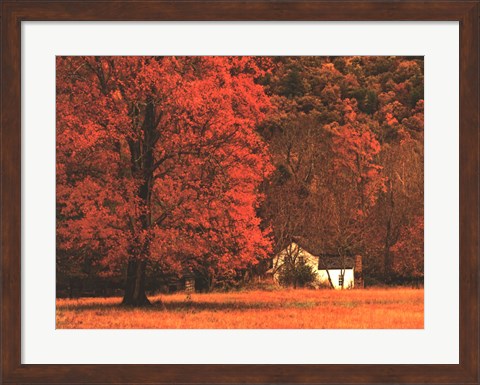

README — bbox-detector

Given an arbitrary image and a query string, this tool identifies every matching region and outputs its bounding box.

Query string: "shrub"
[278,261,317,288]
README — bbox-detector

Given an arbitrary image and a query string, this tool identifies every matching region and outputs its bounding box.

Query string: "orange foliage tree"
[56,57,273,305]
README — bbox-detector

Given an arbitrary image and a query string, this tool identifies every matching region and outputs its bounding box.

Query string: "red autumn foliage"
[260,56,423,283]
[57,57,274,304]
[57,56,424,305]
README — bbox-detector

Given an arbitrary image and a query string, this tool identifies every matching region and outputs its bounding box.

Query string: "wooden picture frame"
[1,1,478,384]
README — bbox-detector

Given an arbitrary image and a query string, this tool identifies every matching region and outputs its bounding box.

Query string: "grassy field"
[56,287,423,329]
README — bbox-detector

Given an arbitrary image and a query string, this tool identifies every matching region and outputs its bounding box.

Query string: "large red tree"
[57,57,273,305]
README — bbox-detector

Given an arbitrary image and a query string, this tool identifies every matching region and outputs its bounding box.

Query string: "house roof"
[290,236,353,257]
[282,238,355,270]
[318,255,355,270]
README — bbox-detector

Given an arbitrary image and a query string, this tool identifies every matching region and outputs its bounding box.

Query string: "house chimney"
[355,255,362,273]
[354,255,364,289]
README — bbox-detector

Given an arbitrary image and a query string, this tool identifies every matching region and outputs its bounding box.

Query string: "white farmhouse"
[270,242,363,289]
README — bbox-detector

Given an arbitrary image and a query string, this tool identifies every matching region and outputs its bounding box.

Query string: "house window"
[338,275,344,286]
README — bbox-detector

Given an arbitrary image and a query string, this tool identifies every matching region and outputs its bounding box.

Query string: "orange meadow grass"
[56,287,423,329]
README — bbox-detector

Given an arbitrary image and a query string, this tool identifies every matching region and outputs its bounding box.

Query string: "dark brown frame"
[1,1,479,384]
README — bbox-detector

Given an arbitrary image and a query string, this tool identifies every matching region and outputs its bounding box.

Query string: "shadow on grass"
[56,297,405,312]
[56,299,319,312]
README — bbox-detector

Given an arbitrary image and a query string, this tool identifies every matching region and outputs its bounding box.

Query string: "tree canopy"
[56,56,424,303]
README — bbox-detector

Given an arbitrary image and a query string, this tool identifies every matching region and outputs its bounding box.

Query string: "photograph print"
[56,56,424,329]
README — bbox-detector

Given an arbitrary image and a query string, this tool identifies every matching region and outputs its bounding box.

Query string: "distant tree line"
[258,57,423,286]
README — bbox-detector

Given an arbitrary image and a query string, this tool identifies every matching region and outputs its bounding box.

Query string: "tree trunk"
[122,259,151,306]
[325,269,335,289]
[122,100,157,307]
[383,180,395,282]
[384,216,393,282]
